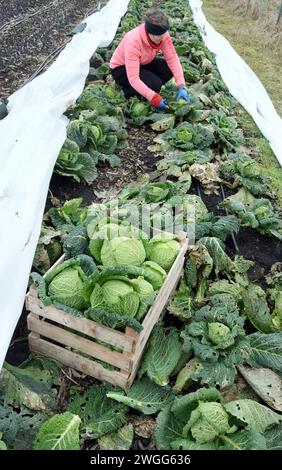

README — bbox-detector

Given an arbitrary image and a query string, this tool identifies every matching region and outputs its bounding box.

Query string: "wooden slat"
[28,314,132,371]
[27,283,38,298]
[125,327,138,346]
[127,353,144,388]
[27,293,134,352]
[29,333,128,389]
[119,327,138,377]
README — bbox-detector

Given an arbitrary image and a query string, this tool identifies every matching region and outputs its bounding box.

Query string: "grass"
[202,0,282,117]
[235,104,282,205]
[202,0,282,205]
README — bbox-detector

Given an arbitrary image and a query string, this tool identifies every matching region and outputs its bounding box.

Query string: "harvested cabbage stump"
[25,235,188,389]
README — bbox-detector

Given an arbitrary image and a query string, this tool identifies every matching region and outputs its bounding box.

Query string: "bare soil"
[47,125,162,207]
[0,0,106,97]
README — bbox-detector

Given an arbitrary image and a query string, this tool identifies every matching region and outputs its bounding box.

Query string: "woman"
[110,8,190,110]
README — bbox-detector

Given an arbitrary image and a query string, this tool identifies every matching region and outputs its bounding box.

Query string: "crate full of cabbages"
[26,223,189,389]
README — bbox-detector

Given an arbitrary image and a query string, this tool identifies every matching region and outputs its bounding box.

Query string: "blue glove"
[176,87,191,103]
[155,98,168,111]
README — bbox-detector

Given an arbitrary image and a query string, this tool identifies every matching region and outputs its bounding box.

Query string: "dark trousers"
[111,58,173,98]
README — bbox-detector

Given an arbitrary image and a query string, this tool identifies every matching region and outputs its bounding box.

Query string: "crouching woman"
[109,8,191,111]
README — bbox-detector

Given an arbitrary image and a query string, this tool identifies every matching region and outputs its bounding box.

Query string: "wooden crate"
[26,233,189,389]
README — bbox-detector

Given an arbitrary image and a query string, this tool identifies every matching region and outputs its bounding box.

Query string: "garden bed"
[1,0,282,453]
[0,0,105,97]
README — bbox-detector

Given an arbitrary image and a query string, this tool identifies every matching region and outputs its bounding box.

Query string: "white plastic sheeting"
[188,0,282,165]
[0,0,130,371]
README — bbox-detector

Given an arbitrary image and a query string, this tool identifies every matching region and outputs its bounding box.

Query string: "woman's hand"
[150,93,168,111]
[176,87,191,103]
[155,98,168,111]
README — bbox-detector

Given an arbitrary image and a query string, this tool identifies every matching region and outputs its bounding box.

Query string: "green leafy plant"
[167,280,195,320]
[67,385,129,438]
[145,232,181,271]
[180,295,250,388]
[83,265,156,322]
[33,412,81,450]
[154,122,214,154]
[220,153,270,197]
[220,188,282,240]
[32,226,62,273]
[106,377,174,415]
[155,387,281,450]
[138,324,183,386]
[55,139,98,184]
[48,197,87,231]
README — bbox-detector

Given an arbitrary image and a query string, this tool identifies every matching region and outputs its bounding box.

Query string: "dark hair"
[145,8,169,35]
[145,8,169,28]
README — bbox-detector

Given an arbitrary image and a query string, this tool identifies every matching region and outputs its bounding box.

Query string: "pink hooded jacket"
[110,24,185,101]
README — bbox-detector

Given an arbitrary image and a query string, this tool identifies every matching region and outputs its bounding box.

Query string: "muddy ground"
[47,125,162,206]
[0,0,106,97]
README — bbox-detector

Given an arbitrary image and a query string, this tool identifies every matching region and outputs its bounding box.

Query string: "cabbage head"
[186,402,232,444]
[89,223,128,261]
[104,84,124,102]
[91,279,140,317]
[89,221,148,241]
[142,261,167,290]
[102,279,133,304]
[146,233,181,271]
[176,126,193,144]
[130,101,149,117]
[89,222,148,263]
[48,266,87,310]
[237,159,261,179]
[208,322,234,349]
[101,236,146,267]
[88,124,103,147]
[126,98,151,125]
[130,276,154,300]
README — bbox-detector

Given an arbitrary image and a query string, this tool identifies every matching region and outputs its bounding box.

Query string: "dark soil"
[47,125,162,207]
[198,176,282,282]
[0,0,107,97]
[0,0,41,25]
[229,227,282,285]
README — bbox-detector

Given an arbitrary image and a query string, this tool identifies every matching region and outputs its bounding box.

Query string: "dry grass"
[231,0,263,20]
[226,0,282,47]
[202,0,282,117]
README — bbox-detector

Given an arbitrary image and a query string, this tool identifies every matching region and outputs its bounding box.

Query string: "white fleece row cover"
[188,0,282,165]
[0,0,130,371]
